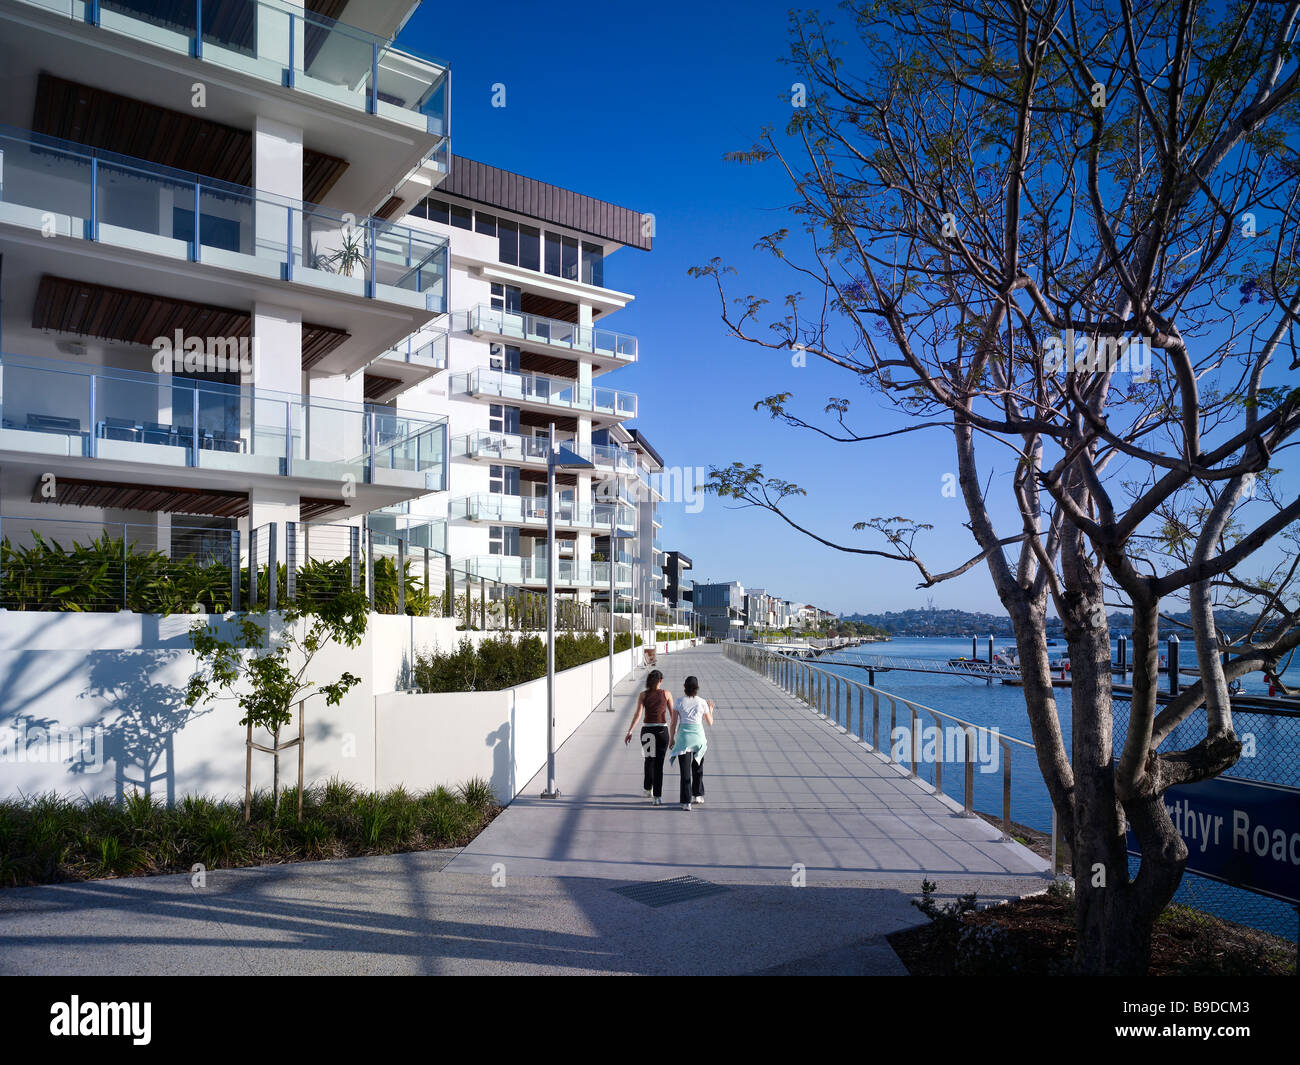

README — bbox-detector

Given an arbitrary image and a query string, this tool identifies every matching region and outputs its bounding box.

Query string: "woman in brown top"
[624,669,670,804]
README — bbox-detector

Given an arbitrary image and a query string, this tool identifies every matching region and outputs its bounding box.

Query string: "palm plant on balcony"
[315,227,370,278]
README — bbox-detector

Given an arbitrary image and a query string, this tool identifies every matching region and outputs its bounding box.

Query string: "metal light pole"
[541,422,594,799]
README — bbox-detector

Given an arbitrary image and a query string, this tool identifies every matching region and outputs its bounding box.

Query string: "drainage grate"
[613,875,730,908]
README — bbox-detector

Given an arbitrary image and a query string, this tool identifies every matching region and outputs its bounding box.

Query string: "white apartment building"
[0,0,666,628]
[0,0,453,563]
[360,159,660,626]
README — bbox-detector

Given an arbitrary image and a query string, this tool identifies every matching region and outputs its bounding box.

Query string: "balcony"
[466,305,637,364]
[453,368,637,420]
[451,493,635,533]
[16,0,450,140]
[0,126,449,312]
[0,354,447,491]
[455,430,637,474]
[379,327,447,370]
[457,554,632,589]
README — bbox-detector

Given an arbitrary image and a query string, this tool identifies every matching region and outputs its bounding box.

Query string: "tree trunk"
[272,724,280,816]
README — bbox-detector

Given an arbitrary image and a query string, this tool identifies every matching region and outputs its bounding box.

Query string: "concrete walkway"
[449,646,1048,884]
[0,646,1050,975]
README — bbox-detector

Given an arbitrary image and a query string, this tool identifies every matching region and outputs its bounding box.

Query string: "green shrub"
[0,779,498,887]
[1,532,441,617]
[412,632,639,693]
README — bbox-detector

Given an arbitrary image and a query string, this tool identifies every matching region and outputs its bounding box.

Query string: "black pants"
[640,726,669,797]
[677,751,704,804]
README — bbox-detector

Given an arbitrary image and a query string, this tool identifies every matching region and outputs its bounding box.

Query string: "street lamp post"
[541,422,593,799]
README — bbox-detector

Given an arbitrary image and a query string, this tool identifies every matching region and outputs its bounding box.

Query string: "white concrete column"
[253,117,304,269]
[247,303,303,552]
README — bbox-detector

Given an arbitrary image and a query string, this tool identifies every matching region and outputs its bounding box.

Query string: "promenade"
[0,646,1049,975]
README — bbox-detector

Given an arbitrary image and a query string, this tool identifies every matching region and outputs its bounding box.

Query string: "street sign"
[1126,776,1300,905]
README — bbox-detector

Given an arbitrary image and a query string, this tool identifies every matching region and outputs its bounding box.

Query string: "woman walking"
[624,670,671,804]
[669,675,714,811]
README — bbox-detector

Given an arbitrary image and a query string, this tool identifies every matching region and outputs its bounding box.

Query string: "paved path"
[0,646,1049,975]
[449,646,1048,885]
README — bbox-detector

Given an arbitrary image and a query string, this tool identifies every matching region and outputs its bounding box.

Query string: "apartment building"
[694,579,745,639]
[362,159,656,625]
[0,0,454,566]
[664,549,692,608]
[0,0,670,630]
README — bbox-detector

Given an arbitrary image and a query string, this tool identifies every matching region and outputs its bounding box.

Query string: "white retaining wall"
[0,611,692,805]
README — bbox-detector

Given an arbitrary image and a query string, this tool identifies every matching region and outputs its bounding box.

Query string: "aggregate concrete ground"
[0,646,1050,975]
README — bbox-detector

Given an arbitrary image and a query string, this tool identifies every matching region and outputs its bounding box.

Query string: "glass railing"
[455,430,638,472]
[380,324,448,369]
[451,493,633,532]
[0,126,449,312]
[466,305,637,362]
[19,0,450,137]
[458,554,632,587]
[453,368,637,418]
[0,354,446,486]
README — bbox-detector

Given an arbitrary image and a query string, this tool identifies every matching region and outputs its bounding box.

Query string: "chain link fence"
[1113,697,1298,939]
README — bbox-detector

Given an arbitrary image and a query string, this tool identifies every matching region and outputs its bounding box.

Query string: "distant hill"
[845,607,1262,638]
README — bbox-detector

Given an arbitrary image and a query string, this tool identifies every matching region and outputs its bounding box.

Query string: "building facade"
[0,0,667,633]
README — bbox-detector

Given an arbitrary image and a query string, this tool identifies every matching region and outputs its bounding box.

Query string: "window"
[475,212,496,236]
[582,242,604,287]
[544,234,562,277]
[519,225,540,271]
[490,283,522,313]
[449,202,473,230]
[544,234,580,280]
[498,220,518,265]
[425,198,450,224]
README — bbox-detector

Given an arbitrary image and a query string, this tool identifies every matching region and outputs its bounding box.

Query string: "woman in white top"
[669,674,714,810]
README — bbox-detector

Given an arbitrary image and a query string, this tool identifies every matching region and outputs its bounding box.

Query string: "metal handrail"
[724,641,1058,871]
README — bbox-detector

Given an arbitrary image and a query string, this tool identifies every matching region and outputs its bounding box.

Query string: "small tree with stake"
[184,592,369,821]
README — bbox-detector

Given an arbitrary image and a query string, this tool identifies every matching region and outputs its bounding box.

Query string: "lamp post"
[606,525,635,711]
[541,422,593,799]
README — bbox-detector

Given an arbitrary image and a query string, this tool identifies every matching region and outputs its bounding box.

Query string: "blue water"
[789,636,1300,937]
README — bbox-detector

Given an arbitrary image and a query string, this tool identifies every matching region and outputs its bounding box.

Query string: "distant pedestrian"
[624,670,671,804]
[669,676,714,811]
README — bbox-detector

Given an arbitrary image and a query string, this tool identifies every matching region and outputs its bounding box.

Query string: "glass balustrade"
[19,0,450,137]
[454,368,636,418]
[456,430,637,472]
[0,126,449,312]
[458,554,632,587]
[466,305,637,362]
[0,354,446,486]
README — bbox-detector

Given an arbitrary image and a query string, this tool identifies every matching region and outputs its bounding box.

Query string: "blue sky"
[397,0,1297,618]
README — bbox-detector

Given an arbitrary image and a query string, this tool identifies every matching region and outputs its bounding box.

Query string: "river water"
[795,636,1300,937]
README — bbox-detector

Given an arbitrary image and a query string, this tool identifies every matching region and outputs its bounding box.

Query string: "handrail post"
[887,697,896,762]
[930,710,943,796]
[191,180,202,260]
[285,521,296,603]
[88,374,97,459]
[964,728,975,816]
[249,529,259,608]
[397,538,407,615]
[872,691,880,750]
[229,529,241,611]
[366,527,375,609]
[192,384,201,466]
[267,522,277,611]
[1001,739,1012,840]
[909,703,918,778]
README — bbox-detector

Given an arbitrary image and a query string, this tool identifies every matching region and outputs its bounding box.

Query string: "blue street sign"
[1127,776,1300,905]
